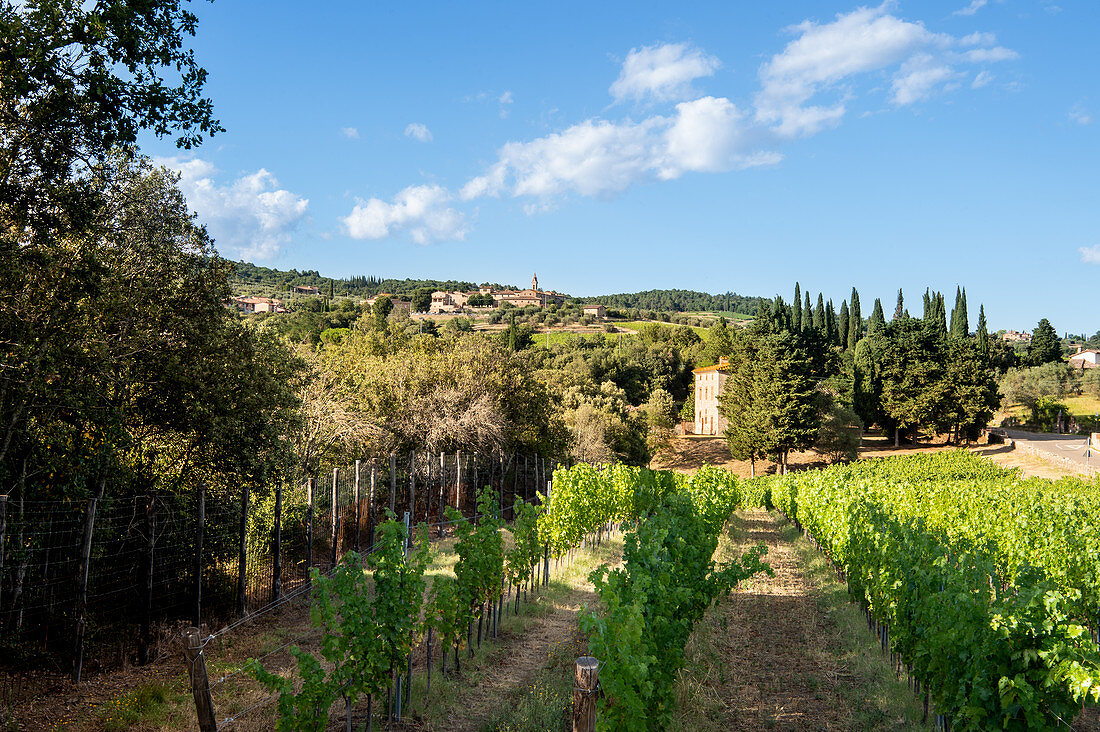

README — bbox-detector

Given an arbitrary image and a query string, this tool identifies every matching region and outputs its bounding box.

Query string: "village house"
[1070,347,1100,369]
[1003,329,1032,343]
[582,304,607,319]
[428,274,565,314]
[364,294,412,313]
[292,285,320,295]
[692,357,731,436]
[232,296,286,314]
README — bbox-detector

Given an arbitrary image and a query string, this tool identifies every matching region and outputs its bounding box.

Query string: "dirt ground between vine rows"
[689,510,868,730]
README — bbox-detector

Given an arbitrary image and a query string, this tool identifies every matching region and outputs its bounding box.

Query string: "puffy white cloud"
[459,96,781,203]
[404,123,433,142]
[610,43,720,104]
[342,185,467,244]
[1080,245,1100,264]
[754,4,1017,135]
[341,126,360,139]
[755,5,937,136]
[155,157,308,260]
[953,0,988,16]
[1070,104,1092,126]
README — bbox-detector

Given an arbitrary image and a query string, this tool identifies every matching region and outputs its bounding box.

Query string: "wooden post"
[331,467,339,568]
[183,627,218,732]
[354,460,361,553]
[140,494,155,665]
[455,451,462,512]
[389,454,396,514]
[273,481,282,603]
[368,460,377,550]
[73,492,99,682]
[438,452,446,537]
[306,478,314,589]
[237,483,248,615]
[194,485,204,627]
[573,656,599,732]
[409,451,416,524]
[0,495,7,612]
[524,454,529,504]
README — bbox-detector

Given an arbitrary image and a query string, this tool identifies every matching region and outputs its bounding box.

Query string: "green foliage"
[450,487,505,618]
[768,452,1100,729]
[250,517,430,729]
[1028,319,1062,367]
[582,493,770,730]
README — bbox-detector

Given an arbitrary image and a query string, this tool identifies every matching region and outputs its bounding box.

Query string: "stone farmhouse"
[231,296,286,314]
[1070,347,1099,370]
[583,304,607,319]
[692,357,731,436]
[1003,329,1032,343]
[429,274,565,314]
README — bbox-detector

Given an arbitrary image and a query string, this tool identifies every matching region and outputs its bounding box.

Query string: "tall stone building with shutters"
[692,357,731,435]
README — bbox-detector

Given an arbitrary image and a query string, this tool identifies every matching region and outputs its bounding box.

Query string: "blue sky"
[142,1,1099,335]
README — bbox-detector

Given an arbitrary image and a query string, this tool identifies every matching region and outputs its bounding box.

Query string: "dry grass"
[671,510,925,731]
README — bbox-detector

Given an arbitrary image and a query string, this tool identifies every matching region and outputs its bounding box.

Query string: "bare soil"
[676,510,876,730]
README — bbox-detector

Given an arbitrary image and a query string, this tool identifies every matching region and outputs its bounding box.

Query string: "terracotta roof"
[692,363,731,374]
[1071,349,1100,357]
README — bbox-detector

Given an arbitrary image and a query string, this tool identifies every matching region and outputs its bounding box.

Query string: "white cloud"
[971,70,994,88]
[1070,104,1092,126]
[342,185,467,244]
[963,46,1018,63]
[1080,245,1100,264]
[953,0,988,16]
[499,91,513,105]
[753,4,1016,135]
[610,43,720,104]
[891,55,958,105]
[404,123,433,142]
[341,126,360,139]
[755,5,939,136]
[156,157,308,260]
[459,96,781,203]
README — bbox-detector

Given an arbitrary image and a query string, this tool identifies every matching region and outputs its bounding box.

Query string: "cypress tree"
[813,293,825,331]
[826,299,838,345]
[923,289,932,321]
[868,298,886,335]
[950,286,968,339]
[848,288,862,351]
[839,300,850,349]
[771,295,789,332]
[960,288,969,335]
[894,288,904,321]
[976,304,989,356]
[936,293,947,333]
[803,293,812,331]
[792,283,802,332]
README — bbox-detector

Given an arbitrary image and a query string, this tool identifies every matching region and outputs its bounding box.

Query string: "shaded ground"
[673,510,924,731]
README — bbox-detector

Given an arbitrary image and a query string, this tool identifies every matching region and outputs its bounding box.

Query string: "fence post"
[72,492,99,682]
[525,454,529,504]
[354,460,361,553]
[331,467,339,568]
[183,627,218,732]
[573,656,599,732]
[455,451,462,513]
[306,478,314,590]
[0,495,7,605]
[369,460,377,550]
[409,451,416,524]
[272,481,282,603]
[237,483,249,616]
[438,452,446,537]
[195,484,204,627]
[389,454,396,515]
[140,493,155,665]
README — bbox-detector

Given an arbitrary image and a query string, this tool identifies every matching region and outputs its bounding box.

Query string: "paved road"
[998,428,1096,470]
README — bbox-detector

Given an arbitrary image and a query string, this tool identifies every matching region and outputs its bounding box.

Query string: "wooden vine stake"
[183,627,218,732]
[573,656,599,732]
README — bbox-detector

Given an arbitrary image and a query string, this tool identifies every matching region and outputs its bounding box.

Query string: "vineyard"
[9,453,1100,730]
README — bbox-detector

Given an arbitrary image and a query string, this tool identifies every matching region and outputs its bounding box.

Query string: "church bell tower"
[531,273,538,292]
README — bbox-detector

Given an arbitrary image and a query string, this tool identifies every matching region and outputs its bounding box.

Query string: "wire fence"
[0,449,560,680]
